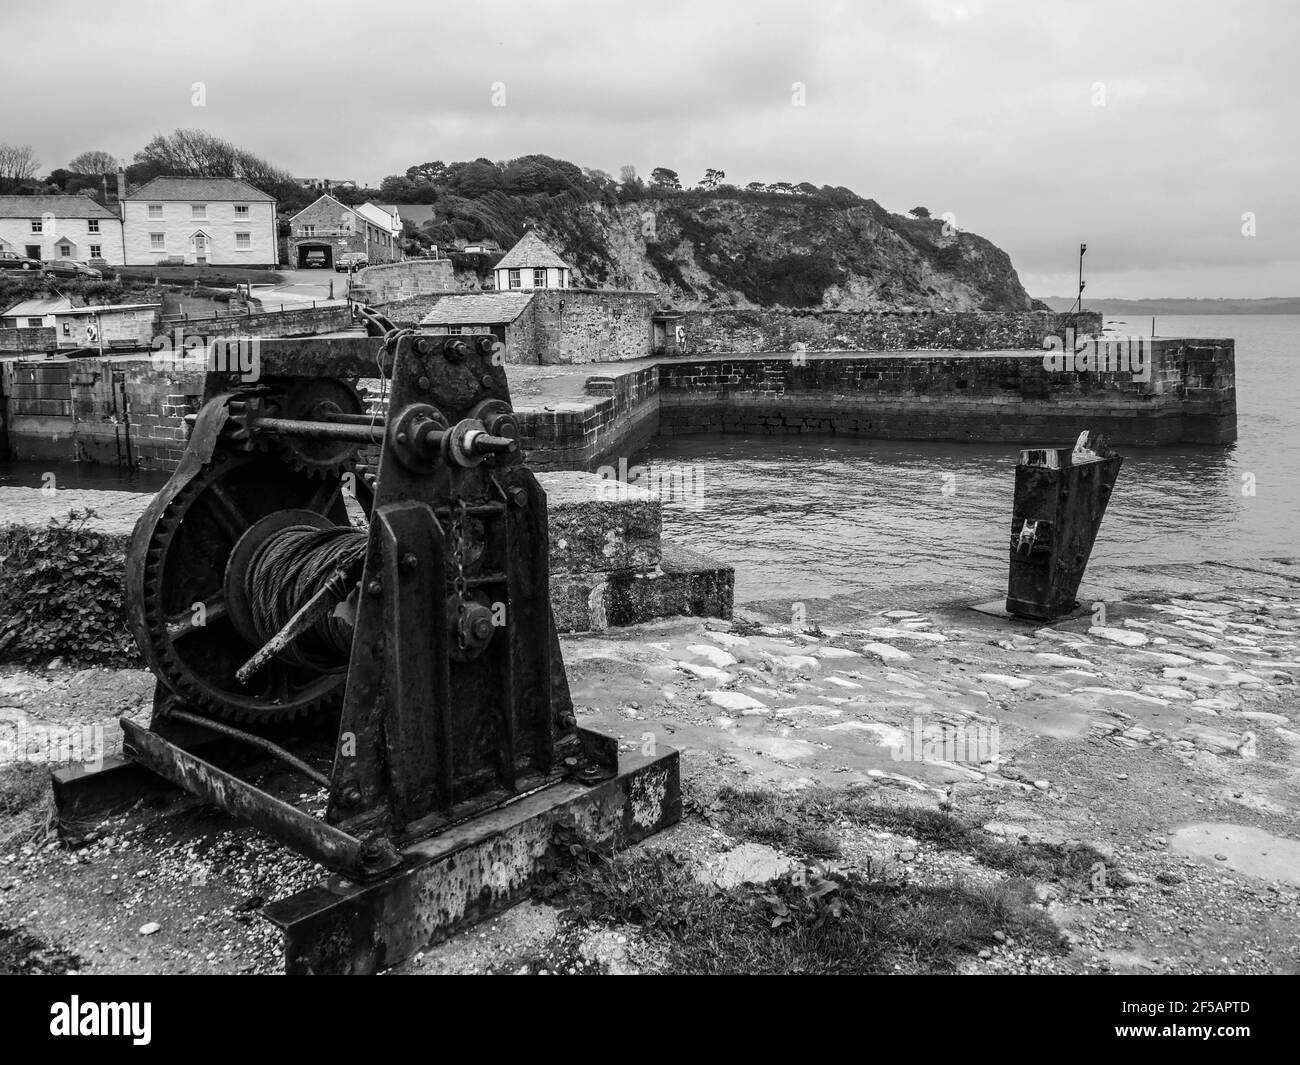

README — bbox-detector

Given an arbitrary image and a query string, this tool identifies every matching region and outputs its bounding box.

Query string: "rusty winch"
[52,323,680,973]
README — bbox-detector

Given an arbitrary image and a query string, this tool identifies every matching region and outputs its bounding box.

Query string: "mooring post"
[1005,430,1123,621]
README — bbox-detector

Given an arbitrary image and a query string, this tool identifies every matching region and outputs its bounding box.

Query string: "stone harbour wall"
[1,353,205,469]
[675,309,1101,356]
[349,259,457,305]
[656,340,1236,447]
[163,304,351,342]
[1,327,58,353]
[516,363,661,468]
[0,331,1236,476]
[530,290,658,365]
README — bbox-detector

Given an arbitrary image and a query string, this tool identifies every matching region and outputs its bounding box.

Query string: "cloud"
[6,0,1297,296]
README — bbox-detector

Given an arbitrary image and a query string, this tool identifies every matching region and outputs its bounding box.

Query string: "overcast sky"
[5,0,1297,298]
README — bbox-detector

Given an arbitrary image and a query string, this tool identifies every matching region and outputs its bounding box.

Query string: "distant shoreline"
[1039,297,1300,315]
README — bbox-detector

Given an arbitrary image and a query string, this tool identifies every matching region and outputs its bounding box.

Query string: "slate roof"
[1,296,75,318]
[0,195,118,219]
[419,293,534,326]
[58,302,162,315]
[355,202,401,233]
[494,231,569,271]
[126,176,275,202]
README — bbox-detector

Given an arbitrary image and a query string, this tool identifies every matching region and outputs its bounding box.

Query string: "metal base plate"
[50,726,680,975]
[968,596,1096,624]
[262,743,680,974]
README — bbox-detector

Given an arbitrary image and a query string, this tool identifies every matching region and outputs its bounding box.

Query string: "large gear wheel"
[267,377,367,479]
[126,448,353,724]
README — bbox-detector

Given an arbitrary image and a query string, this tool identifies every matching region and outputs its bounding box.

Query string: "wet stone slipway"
[2,556,1299,973]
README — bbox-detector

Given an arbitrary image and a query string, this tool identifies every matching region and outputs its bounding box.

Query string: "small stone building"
[419,292,536,350]
[287,194,402,269]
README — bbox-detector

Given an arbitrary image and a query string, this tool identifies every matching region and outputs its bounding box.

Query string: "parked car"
[335,252,369,273]
[0,250,42,271]
[87,257,116,279]
[42,259,102,280]
[302,250,329,269]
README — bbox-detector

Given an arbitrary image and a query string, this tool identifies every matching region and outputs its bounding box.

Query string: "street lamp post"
[1076,243,1087,316]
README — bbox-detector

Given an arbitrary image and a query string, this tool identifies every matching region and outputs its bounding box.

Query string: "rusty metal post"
[1005,430,1122,621]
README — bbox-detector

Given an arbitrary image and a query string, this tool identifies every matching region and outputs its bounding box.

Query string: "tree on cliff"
[67,150,120,175]
[650,167,681,190]
[909,206,931,218]
[699,167,726,191]
[406,161,446,184]
[500,155,585,196]
[130,129,299,202]
[379,175,431,203]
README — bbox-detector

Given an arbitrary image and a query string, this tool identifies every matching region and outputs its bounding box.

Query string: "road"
[248,266,358,309]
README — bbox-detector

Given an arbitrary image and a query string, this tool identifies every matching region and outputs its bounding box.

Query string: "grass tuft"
[535,815,1065,975]
[713,786,1106,884]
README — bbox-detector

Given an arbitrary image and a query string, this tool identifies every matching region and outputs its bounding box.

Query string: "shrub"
[0,510,135,666]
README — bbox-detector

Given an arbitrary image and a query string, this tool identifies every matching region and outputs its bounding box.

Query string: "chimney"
[116,168,126,203]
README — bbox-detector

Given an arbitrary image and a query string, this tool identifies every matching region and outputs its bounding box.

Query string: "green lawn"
[113,266,285,286]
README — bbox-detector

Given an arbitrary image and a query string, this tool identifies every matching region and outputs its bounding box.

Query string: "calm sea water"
[634,315,1300,606]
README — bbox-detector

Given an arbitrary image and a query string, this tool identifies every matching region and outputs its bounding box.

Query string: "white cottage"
[493,232,570,291]
[122,177,278,267]
[0,195,125,264]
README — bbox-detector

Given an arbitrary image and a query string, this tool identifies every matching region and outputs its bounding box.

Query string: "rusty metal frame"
[52,331,684,969]
[120,718,401,876]
[264,741,680,974]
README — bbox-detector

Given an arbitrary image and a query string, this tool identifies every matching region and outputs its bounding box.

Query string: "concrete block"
[539,471,661,574]
[551,541,734,633]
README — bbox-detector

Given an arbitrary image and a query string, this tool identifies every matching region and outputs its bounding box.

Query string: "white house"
[354,202,403,257]
[0,195,125,264]
[493,232,570,291]
[121,177,278,267]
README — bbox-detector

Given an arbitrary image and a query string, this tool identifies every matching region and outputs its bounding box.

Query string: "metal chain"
[448,474,472,650]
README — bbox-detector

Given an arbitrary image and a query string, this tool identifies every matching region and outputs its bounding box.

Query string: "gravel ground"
[2,557,1298,974]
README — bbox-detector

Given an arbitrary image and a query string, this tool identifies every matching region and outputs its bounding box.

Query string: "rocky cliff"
[454,194,1040,313]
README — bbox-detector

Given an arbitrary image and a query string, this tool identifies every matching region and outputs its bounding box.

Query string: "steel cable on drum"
[244,525,368,673]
